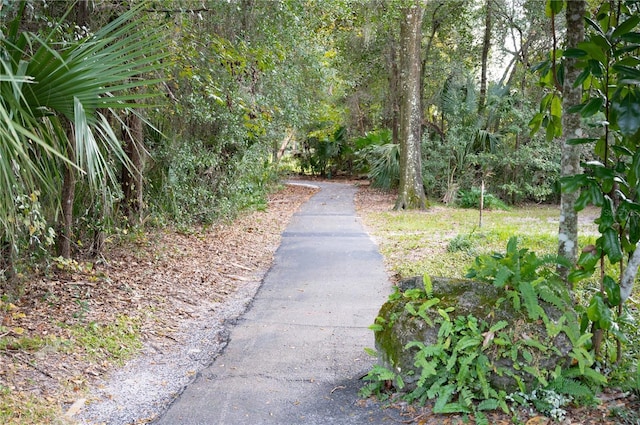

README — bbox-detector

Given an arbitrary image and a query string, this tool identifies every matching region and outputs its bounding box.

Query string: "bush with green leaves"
[457,187,510,211]
[470,137,561,204]
[297,126,349,177]
[146,132,274,226]
[353,129,399,189]
[532,0,640,366]
[362,238,605,423]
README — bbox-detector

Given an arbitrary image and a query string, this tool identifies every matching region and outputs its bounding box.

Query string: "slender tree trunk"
[75,0,90,25]
[557,0,585,282]
[59,124,76,259]
[121,108,145,224]
[395,2,426,210]
[479,0,492,111]
[387,39,400,145]
[420,2,443,125]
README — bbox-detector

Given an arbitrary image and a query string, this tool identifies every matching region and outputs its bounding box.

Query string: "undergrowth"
[362,238,608,424]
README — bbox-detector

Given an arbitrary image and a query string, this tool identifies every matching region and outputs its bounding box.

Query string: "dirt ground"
[1,181,638,424]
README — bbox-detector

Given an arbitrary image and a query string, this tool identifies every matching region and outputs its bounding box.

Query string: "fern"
[432,383,457,413]
[494,265,513,288]
[474,411,490,425]
[548,376,594,400]
[477,398,500,411]
[476,355,491,398]
[520,281,544,320]
[426,375,448,399]
[536,281,570,310]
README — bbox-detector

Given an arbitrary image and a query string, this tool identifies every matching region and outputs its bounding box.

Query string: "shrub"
[457,187,510,210]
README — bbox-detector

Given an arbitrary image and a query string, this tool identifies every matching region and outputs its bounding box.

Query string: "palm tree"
[1,2,167,274]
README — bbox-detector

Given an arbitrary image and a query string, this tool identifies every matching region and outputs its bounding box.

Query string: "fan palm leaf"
[0,2,167,255]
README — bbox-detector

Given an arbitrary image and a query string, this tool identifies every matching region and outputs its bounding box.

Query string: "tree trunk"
[120,109,145,224]
[478,0,492,111]
[58,124,76,259]
[420,2,443,126]
[395,2,426,210]
[387,38,400,145]
[557,0,585,282]
[75,0,90,25]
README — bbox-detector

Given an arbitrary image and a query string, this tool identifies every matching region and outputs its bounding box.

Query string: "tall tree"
[557,0,585,281]
[395,1,426,210]
[478,0,492,111]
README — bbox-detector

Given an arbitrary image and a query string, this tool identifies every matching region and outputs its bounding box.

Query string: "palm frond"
[0,2,167,252]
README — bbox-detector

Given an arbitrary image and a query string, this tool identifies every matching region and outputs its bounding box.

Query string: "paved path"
[155,181,392,424]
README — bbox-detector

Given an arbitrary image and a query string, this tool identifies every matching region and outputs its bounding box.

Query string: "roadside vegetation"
[365,203,599,280]
[3,0,640,423]
[357,189,640,424]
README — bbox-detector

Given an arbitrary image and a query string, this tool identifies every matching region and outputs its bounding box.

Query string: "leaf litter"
[1,181,638,424]
[1,183,317,424]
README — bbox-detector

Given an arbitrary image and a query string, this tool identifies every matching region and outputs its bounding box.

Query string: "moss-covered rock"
[374,275,574,393]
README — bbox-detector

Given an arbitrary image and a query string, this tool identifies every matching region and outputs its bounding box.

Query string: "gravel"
[76,271,265,425]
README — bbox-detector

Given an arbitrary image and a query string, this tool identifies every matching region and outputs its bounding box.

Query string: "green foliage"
[147,136,274,225]
[471,137,561,204]
[365,238,604,420]
[360,364,404,401]
[0,3,167,274]
[533,0,640,365]
[69,315,142,364]
[298,126,347,177]
[422,78,559,204]
[467,236,569,291]
[353,129,400,189]
[364,143,400,190]
[447,233,476,254]
[11,191,56,261]
[457,188,510,210]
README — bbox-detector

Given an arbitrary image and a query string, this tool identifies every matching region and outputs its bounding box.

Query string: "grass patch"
[362,204,598,280]
[68,315,142,364]
[0,386,66,425]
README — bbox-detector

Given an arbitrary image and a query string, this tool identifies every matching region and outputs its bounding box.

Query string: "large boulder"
[374,276,574,392]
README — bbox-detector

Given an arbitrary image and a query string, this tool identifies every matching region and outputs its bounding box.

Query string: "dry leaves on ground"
[2,180,638,424]
[0,183,317,423]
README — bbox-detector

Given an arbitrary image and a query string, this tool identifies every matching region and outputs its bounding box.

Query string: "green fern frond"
[474,411,490,425]
[494,265,514,288]
[520,281,544,320]
[427,376,449,399]
[477,398,500,411]
[433,383,457,413]
[537,282,569,309]
[548,376,593,399]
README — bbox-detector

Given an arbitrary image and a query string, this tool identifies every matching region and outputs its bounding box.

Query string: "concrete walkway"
[155,181,392,424]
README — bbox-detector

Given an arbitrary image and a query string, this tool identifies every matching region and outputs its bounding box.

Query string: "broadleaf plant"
[531,0,640,363]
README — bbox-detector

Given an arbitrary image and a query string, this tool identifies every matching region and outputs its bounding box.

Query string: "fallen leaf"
[63,398,87,418]
[526,416,550,425]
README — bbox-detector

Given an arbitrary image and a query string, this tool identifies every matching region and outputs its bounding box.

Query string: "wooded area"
[2,0,640,421]
[1,0,574,269]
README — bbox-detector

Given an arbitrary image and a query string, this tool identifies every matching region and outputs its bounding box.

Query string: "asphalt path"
[155,181,393,424]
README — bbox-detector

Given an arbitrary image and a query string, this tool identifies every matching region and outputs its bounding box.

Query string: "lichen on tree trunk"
[395,1,426,210]
[557,0,585,282]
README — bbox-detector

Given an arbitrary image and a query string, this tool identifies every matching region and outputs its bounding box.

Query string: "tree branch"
[144,7,212,14]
